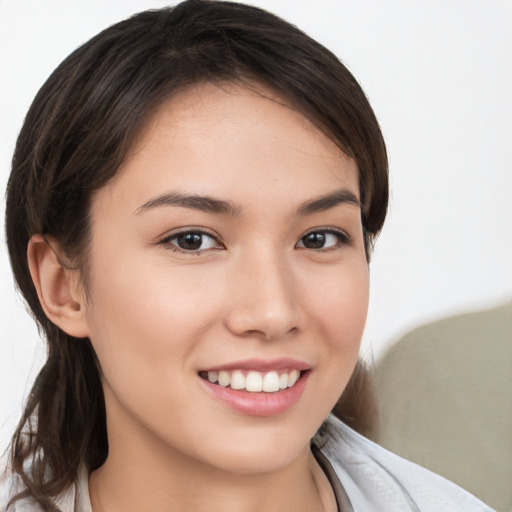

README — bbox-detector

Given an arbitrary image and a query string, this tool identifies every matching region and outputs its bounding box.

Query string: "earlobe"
[27,234,89,338]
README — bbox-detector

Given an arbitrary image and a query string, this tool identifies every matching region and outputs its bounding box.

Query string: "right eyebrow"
[133,192,243,217]
[296,188,360,216]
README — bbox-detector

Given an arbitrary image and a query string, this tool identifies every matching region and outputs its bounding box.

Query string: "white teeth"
[218,371,230,387]
[262,371,280,392]
[288,369,300,387]
[245,371,263,392]
[204,369,303,393]
[230,370,245,390]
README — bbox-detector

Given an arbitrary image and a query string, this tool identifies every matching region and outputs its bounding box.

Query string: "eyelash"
[296,229,352,252]
[160,230,223,255]
[159,228,352,254]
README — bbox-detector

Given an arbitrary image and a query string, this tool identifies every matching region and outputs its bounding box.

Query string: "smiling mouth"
[198,369,305,393]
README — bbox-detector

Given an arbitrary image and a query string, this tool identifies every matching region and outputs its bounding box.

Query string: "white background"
[1,0,511,453]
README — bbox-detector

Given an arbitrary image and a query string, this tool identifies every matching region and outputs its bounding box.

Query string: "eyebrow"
[134,192,242,217]
[134,187,360,217]
[296,188,360,215]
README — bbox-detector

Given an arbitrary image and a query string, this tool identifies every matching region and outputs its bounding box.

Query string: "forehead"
[92,82,359,218]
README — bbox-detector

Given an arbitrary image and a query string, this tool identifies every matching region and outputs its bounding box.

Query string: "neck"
[89,426,336,512]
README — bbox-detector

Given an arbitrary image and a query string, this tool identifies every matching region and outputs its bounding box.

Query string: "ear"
[27,234,89,338]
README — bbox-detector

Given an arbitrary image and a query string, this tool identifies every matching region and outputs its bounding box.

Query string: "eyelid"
[302,227,351,239]
[158,227,224,252]
[296,227,352,249]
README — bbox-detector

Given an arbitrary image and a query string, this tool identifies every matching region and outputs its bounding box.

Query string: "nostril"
[223,281,301,340]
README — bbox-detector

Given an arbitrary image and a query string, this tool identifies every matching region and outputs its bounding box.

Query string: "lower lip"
[199,371,310,416]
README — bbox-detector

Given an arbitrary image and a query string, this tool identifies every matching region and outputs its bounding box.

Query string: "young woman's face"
[82,83,369,474]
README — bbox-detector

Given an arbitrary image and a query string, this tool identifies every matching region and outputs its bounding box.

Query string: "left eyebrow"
[297,188,360,215]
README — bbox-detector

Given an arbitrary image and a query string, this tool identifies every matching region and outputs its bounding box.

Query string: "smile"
[198,359,311,416]
[200,369,302,393]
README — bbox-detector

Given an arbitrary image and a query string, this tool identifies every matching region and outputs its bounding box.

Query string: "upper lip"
[199,357,311,373]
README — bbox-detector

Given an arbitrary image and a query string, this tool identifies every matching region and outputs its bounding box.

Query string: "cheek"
[292,259,369,421]
[305,259,368,389]
[306,260,369,348]
[82,267,213,427]
[88,247,214,324]
[83,252,225,377]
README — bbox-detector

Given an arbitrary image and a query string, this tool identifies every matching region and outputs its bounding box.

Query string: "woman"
[0,1,493,511]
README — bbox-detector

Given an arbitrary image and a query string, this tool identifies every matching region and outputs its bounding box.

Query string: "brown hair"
[5,1,388,509]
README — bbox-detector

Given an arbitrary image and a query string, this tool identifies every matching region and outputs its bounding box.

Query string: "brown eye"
[301,232,327,249]
[176,232,203,250]
[296,230,350,250]
[164,231,219,252]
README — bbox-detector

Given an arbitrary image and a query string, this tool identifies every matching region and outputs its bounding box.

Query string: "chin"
[207,438,309,475]
[189,414,318,475]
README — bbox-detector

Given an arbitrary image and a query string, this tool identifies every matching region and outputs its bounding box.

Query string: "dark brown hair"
[5,1,388,509]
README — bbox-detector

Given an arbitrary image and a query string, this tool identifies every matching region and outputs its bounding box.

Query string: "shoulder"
[0,453,47,512]
[316,415,496,512]
[0,454,88,512]
[0,454,33,512]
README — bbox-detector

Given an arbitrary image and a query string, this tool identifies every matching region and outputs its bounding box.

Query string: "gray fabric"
[376,302,512,512]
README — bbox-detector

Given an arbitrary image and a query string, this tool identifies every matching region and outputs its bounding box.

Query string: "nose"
[224,248,303,341]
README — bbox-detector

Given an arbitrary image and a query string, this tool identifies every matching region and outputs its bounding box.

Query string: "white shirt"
[0,414,495,511]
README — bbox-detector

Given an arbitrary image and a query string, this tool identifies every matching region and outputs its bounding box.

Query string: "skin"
[36,83,369,511]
